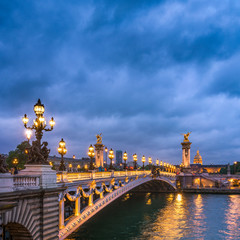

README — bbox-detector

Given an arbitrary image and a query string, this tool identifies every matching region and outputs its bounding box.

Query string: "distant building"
[116,150,123,165]
[190,164,227,174]
[193,150,202,165]
[48,155,92,172]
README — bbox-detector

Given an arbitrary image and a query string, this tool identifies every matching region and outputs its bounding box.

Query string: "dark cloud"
[1,0,240,164]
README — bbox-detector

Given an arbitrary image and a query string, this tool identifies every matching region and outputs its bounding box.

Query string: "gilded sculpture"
[96,133,102,144]
[181,132,191,142]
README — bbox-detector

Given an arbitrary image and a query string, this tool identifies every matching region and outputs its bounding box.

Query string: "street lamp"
[108,148,114,170]
[25,129,32,142]
[105,147,108,167]
[123,151,128,170]
[148,157,152,167]
[69,163,72,172]
[88,144,95,170]
[73,155,76,159]
[12,158,18,166]
[133,153,138,170]
[156,159,159,167]
[22,99,55,164]
[58,138,67,171]
[142,155,146,169]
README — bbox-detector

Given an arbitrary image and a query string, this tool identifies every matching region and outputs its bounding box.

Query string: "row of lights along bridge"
[21,99,176,173]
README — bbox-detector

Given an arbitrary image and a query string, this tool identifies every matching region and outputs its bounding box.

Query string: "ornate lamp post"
[234,161,237,174]
[22,99,55,164]
[58,138,67,171]
[160,160,163,171]
[88,144,95,170]
[142,155,146,169]
[156,159,159,167]
[148,157,152,169]
[105,147,108,167]
[69,163,72,172]
[108,148,114,170]
[12,158,18,166]
[123,151,128,169]
[133,153,138,170]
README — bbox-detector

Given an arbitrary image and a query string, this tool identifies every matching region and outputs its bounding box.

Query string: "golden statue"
[96,133,102,144]
[181,132,191,142]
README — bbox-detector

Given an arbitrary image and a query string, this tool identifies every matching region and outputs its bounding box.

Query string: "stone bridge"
[0,169,176,240]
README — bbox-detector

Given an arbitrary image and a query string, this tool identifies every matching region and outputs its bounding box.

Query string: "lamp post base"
[20,165,57,188]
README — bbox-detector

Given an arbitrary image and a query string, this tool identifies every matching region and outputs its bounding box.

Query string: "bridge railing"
[13,175,40,190]
[56,170,151,183]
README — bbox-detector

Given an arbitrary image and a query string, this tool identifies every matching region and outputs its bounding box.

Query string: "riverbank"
[182,187,240,194]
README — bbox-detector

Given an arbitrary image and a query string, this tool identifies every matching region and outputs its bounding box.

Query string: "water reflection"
[221,195,240,239]
[138,193,192,240]
[68,193,240,240]
[192,194,206,239]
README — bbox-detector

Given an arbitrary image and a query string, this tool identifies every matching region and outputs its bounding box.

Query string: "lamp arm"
[44,126,53,132]
[24,124,35,131]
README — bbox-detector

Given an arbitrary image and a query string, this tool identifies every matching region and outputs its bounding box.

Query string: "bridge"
[0,169,176,240]
[0,100,232,239]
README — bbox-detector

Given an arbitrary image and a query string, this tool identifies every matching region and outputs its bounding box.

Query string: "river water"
[67,193,240,240]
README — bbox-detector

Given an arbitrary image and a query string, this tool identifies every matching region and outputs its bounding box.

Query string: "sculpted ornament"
[181,132,191,142]
[96,133,102,144]
[27,140,50,164]
[0,154,8,173]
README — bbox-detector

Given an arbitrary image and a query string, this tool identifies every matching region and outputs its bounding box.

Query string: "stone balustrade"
[0,169,176,193]
[13,175,40,190]
[56,170,152,183]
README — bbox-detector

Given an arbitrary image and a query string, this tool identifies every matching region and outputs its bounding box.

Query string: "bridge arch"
[59,175,176,240]
[2,198,43,240]
[4,222,33,240]
[130,178,176,193]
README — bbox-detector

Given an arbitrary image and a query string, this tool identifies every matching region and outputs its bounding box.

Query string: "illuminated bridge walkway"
[0,170,176,240]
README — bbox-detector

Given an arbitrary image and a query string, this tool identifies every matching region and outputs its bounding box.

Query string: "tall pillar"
[94,143,104,167]
[181,133,192,173]
[181,141,192,168]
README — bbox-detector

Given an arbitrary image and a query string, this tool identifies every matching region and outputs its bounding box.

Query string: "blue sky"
[1,0,240,164]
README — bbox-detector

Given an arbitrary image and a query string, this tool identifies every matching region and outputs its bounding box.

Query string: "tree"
[6,141,31,169]
[220,167,227,174]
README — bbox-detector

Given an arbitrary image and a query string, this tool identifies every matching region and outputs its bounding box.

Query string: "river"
[67,193,240,240]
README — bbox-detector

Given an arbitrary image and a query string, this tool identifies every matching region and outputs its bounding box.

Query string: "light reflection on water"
[221,195,240,239]
[68,193,240,240]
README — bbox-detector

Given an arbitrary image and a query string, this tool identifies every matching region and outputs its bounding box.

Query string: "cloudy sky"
[1,0,240,165]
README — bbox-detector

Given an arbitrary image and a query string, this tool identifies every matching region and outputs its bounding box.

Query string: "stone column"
[94,143,104,167]
[181,141,192,172]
